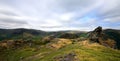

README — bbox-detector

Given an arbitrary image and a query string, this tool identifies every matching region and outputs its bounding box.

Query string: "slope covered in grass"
[1,40,120,61]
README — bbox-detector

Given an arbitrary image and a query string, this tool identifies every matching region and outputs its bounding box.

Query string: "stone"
[88,26,103,43]
[88,26,116,49]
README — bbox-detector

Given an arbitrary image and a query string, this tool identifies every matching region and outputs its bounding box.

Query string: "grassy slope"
[103,29,120,49]
[1,41,120,61]
[38,41,120,61]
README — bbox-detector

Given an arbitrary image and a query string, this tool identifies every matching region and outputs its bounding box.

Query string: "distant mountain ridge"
[0,28,120,61]
[0,28,120,49]
[0,28,86,40]
[0,28,46,40]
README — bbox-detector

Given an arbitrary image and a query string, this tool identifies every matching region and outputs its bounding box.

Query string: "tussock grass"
[0,40,120,61]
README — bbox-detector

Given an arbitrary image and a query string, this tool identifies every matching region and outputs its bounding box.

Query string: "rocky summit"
[88,26,116,49]
[0,27,120,61]
[88,26,103,43]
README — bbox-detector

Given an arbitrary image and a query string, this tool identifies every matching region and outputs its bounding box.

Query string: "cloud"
[103,16,120,22]
[0,0,120,31]
[0,15,28,28]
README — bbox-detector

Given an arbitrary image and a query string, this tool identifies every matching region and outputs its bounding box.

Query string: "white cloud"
[98,0,119,14]
[0,0,120,31]
[59,13,75,21]
[103,16,120,22]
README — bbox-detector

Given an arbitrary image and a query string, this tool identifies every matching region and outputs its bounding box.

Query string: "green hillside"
[0,28,120,61]
[103,29,120,49]
[0,40,120,61]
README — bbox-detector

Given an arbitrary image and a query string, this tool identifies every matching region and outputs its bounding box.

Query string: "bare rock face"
[88,26,116,48]
[88,26,103,43]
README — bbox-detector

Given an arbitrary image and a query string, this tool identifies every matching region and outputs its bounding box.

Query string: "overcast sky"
[0,0,120,31]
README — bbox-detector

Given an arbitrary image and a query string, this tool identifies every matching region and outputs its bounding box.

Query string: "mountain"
[0,28,47,36]
[0,28,86,41]
[0,28,120,49]
[103,29,120,49]
[0,27,120,61]
[0,28,47,41]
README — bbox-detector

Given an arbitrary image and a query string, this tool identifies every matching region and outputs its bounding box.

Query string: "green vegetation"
[0,28,120,61]
[104,29,120,49]
[0,41,120,61]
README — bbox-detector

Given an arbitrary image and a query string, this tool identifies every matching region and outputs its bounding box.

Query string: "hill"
[103,29,120,49]
[0,28,46,41]
[0,27,120,61]
[0,28,86,41]
[0,40,120,61]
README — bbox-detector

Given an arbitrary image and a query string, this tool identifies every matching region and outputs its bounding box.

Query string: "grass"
[0,41,120,61]
[39,41,120,61]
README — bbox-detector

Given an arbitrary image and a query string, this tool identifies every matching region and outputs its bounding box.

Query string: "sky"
[0,0,120,31]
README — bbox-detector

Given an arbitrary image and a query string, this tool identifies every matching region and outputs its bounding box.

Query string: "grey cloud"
[0,0,120,31]
[54,0,96,12]
[0,17,28,29]
[99,6,120,18]
[0,21,27,29]
[0,18,27,24]
[0,10,18,16]
[39,26,62,28]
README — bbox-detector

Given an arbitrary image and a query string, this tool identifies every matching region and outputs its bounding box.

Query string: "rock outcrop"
[54,52,79,61]
[88,26,116,48]
[88,26,103,43]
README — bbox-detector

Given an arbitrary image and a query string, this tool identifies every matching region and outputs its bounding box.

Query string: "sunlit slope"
[1,40,120,61]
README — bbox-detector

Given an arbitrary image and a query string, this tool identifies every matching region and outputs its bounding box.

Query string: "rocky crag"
[88,26,116,48]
